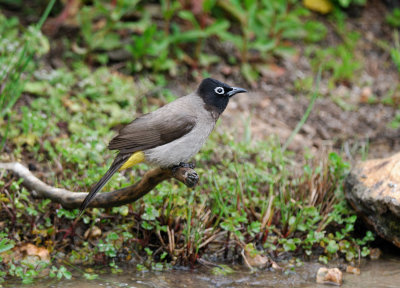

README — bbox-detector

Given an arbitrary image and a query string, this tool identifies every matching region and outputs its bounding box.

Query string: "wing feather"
[108,107,196,153]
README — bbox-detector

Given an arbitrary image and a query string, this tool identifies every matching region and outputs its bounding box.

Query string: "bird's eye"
[214,87,224,95]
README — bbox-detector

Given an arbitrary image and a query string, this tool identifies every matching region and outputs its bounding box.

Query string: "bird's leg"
[172,162,195,172]
[179,162,195,169]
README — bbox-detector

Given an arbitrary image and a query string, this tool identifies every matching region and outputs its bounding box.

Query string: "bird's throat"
[202,96,229,115]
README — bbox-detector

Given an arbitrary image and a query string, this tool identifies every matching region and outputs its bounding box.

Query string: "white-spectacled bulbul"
[79,78,247,213]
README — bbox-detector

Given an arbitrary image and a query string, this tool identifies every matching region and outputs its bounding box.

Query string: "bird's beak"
[227,87,247,97]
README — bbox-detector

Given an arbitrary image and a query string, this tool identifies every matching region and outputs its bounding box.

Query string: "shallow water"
[7,256,400,288]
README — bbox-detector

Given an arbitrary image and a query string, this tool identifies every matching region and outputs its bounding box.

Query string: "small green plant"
[78,0,145,63]
[0,234,15,283]
[308,41,361,85]
[211,264,235,275]
[308,33,360,86]
[386,8,400,28]
[306,9,362,87]
[390,30,400,73]
[72,0,326,82]
[0,6,51,149]
[390,111,400,129]
[0,235,15,257]
[49,265,72,280]
[218,0,326,83]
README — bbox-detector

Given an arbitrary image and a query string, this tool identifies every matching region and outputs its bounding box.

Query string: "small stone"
[271,261,282,271]
[346,265,361,275]
[259,98,270,109]
[242,244,270,269]
[316,267,343,286]
[335,85,350,98]
[245,253,270,268]
[360,87,372,103]
[19,243,50,262]
[1,243,50,265]
[369,248,382,260]
[258,63,286,79]
[84,226,102,239]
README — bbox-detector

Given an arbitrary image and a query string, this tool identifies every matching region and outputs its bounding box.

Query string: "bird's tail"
[79,154,128,215]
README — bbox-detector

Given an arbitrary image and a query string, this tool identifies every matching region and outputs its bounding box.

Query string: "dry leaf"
[303,0,333,14]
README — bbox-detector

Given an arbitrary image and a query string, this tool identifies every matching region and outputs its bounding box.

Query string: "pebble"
[84,225,102,239]
[369,248,382,260]
[316,267,343,286]
[346,265,361,275]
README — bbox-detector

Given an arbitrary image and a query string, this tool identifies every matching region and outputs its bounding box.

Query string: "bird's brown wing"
[108,110,197,153]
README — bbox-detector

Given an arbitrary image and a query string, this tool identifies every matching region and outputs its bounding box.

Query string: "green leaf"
[361,246,370,257]
[84,273,99,280]
[326,240,339,254]
[0,239,15,253]
[288,216,296,226]
[204,20,230,36]
[178,10,200,28]
[107,232,119,241]
[319,255,328,264]
[211,265,235,276]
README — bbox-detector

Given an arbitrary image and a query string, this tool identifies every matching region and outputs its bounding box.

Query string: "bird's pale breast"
[143,94,216,167]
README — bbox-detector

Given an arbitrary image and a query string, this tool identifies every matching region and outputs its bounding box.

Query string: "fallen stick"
[0,162,198,209]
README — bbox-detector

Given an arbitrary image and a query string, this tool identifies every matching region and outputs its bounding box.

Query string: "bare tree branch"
[0,162,199,209]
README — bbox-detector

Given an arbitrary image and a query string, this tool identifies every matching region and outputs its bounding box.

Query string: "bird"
[79,78,247,213]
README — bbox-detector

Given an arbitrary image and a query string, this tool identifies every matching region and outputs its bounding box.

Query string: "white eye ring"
[214,87,224,95]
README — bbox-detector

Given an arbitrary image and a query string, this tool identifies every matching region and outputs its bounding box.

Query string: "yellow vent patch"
[119,151,145,171]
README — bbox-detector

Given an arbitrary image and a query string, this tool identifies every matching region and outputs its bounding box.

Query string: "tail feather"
[79,155,127,214]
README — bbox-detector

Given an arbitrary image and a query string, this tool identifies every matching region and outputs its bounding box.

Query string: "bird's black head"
[197,78,247,115]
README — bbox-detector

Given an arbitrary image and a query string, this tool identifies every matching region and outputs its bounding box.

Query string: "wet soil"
[13,256,400,288]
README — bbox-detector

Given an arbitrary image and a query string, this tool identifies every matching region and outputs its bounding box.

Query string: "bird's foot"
[171,162,198,188]
[185,171,199,188]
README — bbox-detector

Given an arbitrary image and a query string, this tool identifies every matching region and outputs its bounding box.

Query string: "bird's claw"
[185,171,199,188]
[171,162,198,187]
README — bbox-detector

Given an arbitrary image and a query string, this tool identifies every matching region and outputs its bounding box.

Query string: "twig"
[0,162,199,209]
[241,249,254,270]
